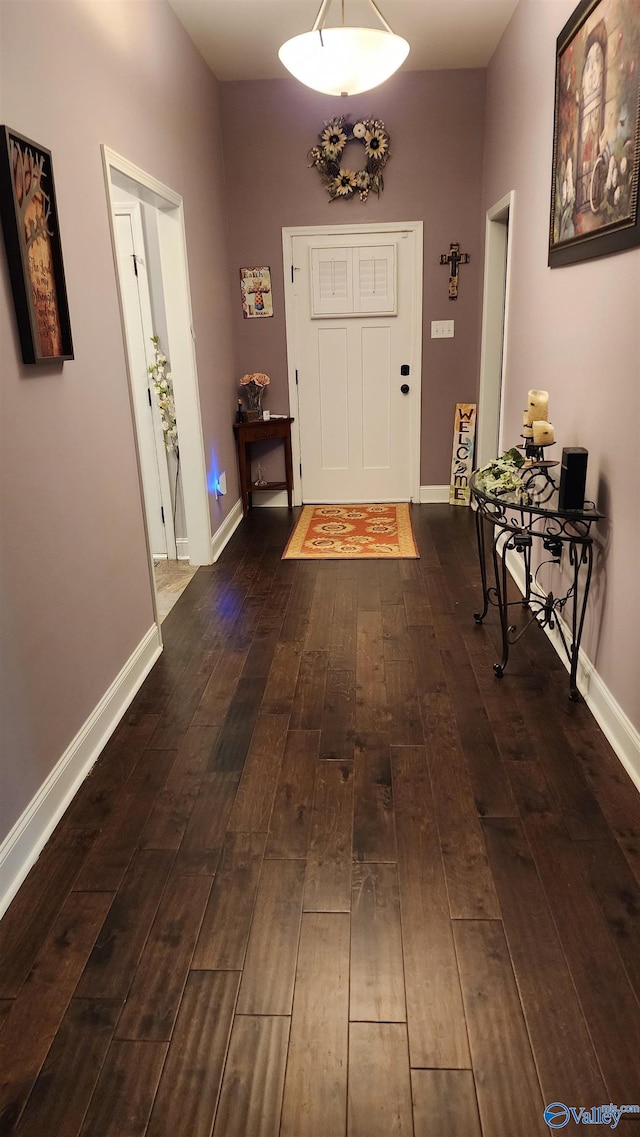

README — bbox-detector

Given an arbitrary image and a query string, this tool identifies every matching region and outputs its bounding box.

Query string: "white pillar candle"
[522,426,534,438]
[532,420,554,445]
[523,409,532,427]
[528,389,549,422]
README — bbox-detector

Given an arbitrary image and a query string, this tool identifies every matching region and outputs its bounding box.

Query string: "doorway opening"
[476,192,514,469]
[102,148,213,623]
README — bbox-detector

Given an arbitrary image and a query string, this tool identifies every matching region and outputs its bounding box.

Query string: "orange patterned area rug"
[282,503,419,560]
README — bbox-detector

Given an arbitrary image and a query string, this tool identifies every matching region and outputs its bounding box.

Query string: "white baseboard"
[419,485,449,503]
[252,490,289,508]
[175,537,190,560]
[505,548,640,794]
[211,498,243,562]
[0,624,162,920]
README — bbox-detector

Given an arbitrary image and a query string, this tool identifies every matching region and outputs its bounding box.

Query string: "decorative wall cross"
[439,242,470,300]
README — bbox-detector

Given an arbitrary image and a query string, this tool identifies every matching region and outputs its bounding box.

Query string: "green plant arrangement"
[475,447,525,495]
[308,116,390,202]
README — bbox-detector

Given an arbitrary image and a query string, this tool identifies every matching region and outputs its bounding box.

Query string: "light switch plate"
[431,320,455,338]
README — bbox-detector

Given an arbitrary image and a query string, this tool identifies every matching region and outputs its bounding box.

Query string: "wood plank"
[347,1022,413,1137]
[75,849,173,1001]
[392,746,470,1069]
[303,760,354,912]
[148,648,219,749]
[356,610,389,732]
[14,999,120,1137]
[289,650,329,730]
[353,733,396,862]
[575,836,640,1002]
[280,562,317,644]
[140,726,219,850]
[208,676,268,772]
[482,816,607,1107]
[381,602,413,661]
[329,575,358,671]
[79,1039,168,1137]
[236,859,305,1015]
[180,770,241,857]
[191,832,266,970]
[508,760,640,1102]
[74,748,176,891]
[146,970,239,1137]
[265,730,319,859]
[212,1015,290,1137]
[350,863,406,1022]
[0,829,98,998]
[402,580,433,627]
[453,920,548,1137]
[241,623,281,679]
[0,892,112,1132]
[453,708,518,818]
[319,668,356,762]
[385,658,424,745]
[191,649,247,727]
[423,690,500,919]
[412,1070,482,1137]
[260,641,302,715]
[114,874,211,1040]
[227,714,289,833]
[60,713,159,831]
[280,913,349,1137]
[408,624,446,695]
[305,569,337,651]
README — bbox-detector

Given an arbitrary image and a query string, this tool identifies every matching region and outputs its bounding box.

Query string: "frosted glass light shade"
[278,27,410,96]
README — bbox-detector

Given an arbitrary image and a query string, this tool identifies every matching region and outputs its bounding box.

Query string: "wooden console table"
[233,417,295,517]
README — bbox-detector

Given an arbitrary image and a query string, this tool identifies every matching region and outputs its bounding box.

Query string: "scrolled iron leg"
[491,528,510,678]
[568,540,593,701]
[473,505,490,623]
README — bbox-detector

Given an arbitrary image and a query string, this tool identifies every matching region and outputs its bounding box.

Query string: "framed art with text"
[240,266,273,318]
[549,0,640,267]
[0,126,74,362]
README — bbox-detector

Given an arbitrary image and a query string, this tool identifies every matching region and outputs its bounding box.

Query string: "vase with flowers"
[240,371,270,420]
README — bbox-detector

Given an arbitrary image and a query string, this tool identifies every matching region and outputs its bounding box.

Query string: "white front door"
[285,224,423,504]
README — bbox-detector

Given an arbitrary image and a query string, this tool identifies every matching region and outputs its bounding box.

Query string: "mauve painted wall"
[483,0,640,728]
[219,71,486,486]
[0,0,236,844]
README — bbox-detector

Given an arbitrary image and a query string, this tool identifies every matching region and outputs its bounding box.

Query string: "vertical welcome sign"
[449,403,477,506]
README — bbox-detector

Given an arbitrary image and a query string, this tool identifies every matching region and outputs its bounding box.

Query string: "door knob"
[400,383,410,394]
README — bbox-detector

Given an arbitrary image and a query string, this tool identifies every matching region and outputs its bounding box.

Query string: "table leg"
[491,525,511,679]
[473,506,490,623]
[283,426,294,509]
[238,439,250,516]
[568,539,593,701]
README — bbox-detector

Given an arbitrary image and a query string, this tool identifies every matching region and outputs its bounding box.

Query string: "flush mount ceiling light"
[278,0,410,97]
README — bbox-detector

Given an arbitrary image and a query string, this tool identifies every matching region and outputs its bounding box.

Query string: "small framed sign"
[240,266,273,318]
[449,402,477,506]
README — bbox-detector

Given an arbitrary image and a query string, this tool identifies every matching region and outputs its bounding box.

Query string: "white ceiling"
[166,0,521,81]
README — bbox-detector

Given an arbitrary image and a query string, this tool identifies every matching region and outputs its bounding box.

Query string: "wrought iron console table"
[470,468,603,700]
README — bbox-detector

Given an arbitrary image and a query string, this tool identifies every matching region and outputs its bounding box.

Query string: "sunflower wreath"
[308,116,390,202]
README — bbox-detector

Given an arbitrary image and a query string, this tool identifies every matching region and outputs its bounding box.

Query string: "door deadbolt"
[400,383,410,394]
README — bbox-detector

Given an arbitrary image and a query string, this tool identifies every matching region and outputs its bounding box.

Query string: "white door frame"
[113,200,177,560]
[282,221,423,505]
[476,191,515,468]
[102,147,213,577]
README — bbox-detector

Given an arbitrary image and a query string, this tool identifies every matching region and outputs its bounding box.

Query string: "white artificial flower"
[353,122,366,138]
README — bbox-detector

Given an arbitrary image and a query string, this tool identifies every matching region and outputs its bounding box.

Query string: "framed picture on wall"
[0,126,74,362]
[240,266,273,318]
[548,0,640,267]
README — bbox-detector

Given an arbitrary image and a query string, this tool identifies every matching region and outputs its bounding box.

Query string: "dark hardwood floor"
[1,503,639,1137]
